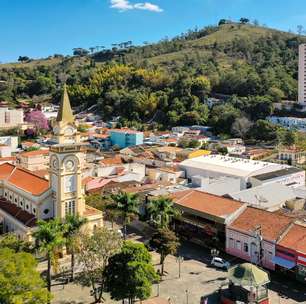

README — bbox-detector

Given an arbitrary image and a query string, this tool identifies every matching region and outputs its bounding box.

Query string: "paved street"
[51,225,306,304]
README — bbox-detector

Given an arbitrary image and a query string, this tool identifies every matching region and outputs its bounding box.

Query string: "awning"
[272,256,296,269]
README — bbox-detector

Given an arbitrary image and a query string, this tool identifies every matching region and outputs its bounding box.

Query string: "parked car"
[210,257,230,270]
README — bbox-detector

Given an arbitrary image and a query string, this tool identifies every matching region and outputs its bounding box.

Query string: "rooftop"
[229,207,292,241]
[180,155,287,178]
[170,189,244,220]
[20,149,49,158]
[252,167,303,181]
[279,223,306,253]
[109,128,142,134]
[0,197,36,227]
[0,163,50,196]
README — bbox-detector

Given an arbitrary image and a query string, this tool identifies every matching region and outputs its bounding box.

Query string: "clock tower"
[49,85,85,219]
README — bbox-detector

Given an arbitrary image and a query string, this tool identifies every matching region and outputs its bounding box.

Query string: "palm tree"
[110,191,139,239]
[147,196,180,229]
[34,219,65,292]
[63,214,87,281]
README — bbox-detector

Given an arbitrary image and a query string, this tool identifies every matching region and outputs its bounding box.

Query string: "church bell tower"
[49,85,85,219]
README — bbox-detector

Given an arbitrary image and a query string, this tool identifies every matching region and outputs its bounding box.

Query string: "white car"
[210,257,230,270]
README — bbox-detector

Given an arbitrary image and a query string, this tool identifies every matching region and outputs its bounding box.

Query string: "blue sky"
[1,0,306,63]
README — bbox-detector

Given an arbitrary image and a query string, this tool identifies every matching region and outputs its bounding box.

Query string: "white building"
[267,116,306,132]
[299,44,306,105]
[0,108,24,129]
[179,155,295,189]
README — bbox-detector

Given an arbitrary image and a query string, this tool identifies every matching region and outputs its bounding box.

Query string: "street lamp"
[176,256,184,278]
[185,289,189,304]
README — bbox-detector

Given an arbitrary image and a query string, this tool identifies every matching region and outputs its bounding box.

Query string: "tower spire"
[56,84,74,124]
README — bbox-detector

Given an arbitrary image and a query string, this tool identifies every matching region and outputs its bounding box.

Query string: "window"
[33,208,36,214]
[43,209,49,215]
[236,240,242,250]
[14,198,17,203]
[65,200,76,216]
[4,192,7,197]
[244,243,249,253]
[26,204,29,210]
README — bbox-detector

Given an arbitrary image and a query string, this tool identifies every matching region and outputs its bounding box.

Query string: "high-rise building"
[298,44,306,105]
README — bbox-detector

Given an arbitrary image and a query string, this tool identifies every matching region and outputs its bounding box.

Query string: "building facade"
[299,44,306,105]
[0,108,24,128]
[110,129,144,148]
[0,85,103,240]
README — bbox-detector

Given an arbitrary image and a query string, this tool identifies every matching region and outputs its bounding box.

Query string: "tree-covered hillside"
[0,22,305,135]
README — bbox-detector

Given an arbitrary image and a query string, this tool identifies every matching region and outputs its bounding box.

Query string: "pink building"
[226,207,292,270]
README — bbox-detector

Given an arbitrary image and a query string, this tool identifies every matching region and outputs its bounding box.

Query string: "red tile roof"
[0,198,36,227]
[20,149,49,158]
[279,223,306,253]
[170,190,244,219]
[0,163,50,196]
[100,156,123,166]
[229,207,292,242]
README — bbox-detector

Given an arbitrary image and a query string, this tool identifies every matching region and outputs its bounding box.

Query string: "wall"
[226,228,275,270]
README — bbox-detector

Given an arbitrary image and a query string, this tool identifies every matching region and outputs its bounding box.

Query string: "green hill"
[0,23,306,133]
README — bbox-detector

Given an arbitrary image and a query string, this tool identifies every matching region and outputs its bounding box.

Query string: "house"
[274,222,306,282]
[0,136,18,151]
[146,167,184,184]
[170,189,246,248]
[226,207,292,270]
[278,147,306,165]
[109,129,144,148]
[16,149,49,171]
[0,108,24,128]
[176,149,211,161]
[154,146,183,161]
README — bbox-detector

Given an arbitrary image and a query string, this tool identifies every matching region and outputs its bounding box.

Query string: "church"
[0,85,103,240]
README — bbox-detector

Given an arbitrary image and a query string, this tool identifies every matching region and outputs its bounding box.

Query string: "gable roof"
[0,163,50,196]
[170,189,244,220]
[229,207,292,242]
[279,223,306,253]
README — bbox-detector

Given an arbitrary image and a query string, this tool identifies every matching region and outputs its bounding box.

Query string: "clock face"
[65,160,75,171]
[64,127,74,136]
[52,158,59,169]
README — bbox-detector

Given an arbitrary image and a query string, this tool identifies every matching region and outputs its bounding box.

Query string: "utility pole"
[185,289,189,304]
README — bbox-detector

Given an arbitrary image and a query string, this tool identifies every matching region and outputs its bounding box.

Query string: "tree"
[297,25,304,35]
[105,241,159,304]
[146,196,179,229]
[27,76,55,96]
[34,219,65,292]
[0,248,51,304]
[249,120,278,141]
[278,129,297,147]
[18,55,30,62]
[76,227,122,303]
[63,214,87,281]
[218,19,228,26]
[72,48,89,56]
[0,233,32,253]
[231,117,253,138]
[110,191,140,239]
[240,18,250,24]
[150,228,180,275]
[24,109,49,134]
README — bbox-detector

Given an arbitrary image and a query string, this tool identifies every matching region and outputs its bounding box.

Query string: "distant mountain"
[0,23,306,132]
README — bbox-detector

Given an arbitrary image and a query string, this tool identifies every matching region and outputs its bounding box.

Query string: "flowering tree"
[24,109,49,134]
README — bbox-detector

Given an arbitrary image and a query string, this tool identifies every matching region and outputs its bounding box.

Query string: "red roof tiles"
[229,207,292,242]
[0,163,50,196]
[170,190,244,218]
